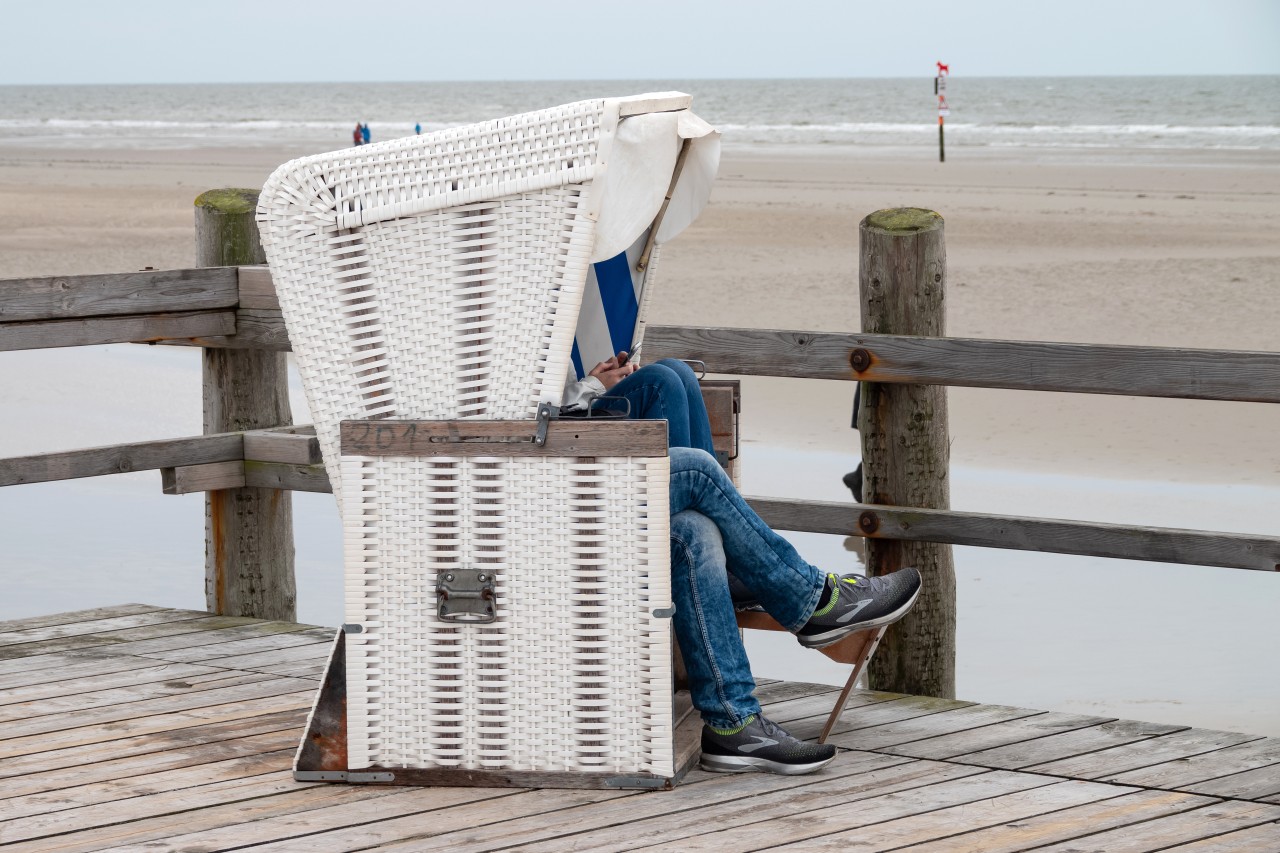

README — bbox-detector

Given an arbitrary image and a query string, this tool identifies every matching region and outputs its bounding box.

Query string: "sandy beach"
[3,142,1278,482]
[2,139,1279,734]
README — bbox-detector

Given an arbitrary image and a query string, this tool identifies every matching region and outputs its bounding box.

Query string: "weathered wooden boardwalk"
[1,605,1278,852]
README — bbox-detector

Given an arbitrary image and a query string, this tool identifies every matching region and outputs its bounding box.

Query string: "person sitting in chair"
[567,353,922,775]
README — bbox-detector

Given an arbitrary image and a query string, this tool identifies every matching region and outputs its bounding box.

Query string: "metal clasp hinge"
[436,570,497,623]
[534,403,553,446]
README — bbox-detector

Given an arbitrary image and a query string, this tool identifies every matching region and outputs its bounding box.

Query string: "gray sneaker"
[796,567,922,649]
[700,714,836,775]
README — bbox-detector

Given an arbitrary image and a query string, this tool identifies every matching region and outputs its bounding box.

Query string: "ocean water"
[0,76,1276,152]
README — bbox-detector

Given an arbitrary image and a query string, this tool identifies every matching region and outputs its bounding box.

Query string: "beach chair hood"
[590,101,719,263]
[570,97,719,381]
[257,92,715,503]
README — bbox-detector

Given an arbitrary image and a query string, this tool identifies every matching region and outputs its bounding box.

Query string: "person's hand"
[588,352,636,390]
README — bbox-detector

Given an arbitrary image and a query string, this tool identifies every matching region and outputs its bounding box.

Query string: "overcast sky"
[3,0,1277,85]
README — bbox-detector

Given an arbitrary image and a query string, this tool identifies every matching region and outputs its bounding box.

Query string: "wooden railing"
[3,199,1277,697]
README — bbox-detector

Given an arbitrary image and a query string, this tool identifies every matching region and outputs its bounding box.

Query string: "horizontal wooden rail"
[1,433,245,486]
[644,326,1280,403]
[1,310,236,352]
[161,460,331,494]
[0,268,238,322]
[3,266,1277,572]
[22,430,1264,569]
[243,461,330,493]
[749,497,1280,573]
[0,266,275,351]
[0,426,320,487]
[847,333,1280,403]
[167,309,292,351]
[3,266,1276,403]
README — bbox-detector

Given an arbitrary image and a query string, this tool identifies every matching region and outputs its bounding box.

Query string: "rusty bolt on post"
[858,510,879,534]
[850,348,872,372]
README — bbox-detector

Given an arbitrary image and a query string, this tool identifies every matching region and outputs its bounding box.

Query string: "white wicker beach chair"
[257,94,718,788]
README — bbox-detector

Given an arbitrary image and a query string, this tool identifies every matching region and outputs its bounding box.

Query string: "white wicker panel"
[341,453,673,775]
[258,99,622,504]
[263,187,593,503]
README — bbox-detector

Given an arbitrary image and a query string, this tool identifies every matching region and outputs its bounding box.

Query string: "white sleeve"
[562,372,606,411]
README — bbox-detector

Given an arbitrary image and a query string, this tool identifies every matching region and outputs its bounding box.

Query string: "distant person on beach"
[361,123,371,145]
[415,122,422,135]
[353,123,363,146]
[565,352,922,776]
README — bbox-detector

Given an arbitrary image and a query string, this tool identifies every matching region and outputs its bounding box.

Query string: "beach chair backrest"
[257,93,718,503]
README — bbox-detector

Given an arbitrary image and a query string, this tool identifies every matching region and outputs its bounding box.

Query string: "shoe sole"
[797,582,922,649]
[700,752,836,775]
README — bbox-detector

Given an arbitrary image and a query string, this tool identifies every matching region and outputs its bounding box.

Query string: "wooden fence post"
[858,208,957,698]
[194,189,296,620]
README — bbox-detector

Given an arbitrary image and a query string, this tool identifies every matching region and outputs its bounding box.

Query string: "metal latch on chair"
[534,403,552,446]
[436,571,497,623]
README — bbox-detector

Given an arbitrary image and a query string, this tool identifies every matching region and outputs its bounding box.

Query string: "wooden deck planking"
[482,758,983,853]
[763,687,902,725]
[28,620,324,661]
[1197,765,1280,802]
[0,687,315,761]
[0,670,299,725]
[826,701,1047,752]
[0,616,302,664]
[1161,820,1280,851]
[883,709,1118,760]
[0,608,215,647]
[0,729,301,801]
[629,770,1062,852]
[0,624,321,680]
[2,782,408,852]
[138,787,625,853]
[0,748,294,823]
[1029,799,1280,852]
[765,779,1144,852]
[0,604,165,633]
[898,789,1221,853]
[946,717,1189,769]
[785,693,975,742]
[1103,736,1280,796]
[0,661,234,709]
[3,606,1279,852]
[127,627,333,662]
[0,675,317,741]
[0,708,308,780]
[1027,727,1265,778]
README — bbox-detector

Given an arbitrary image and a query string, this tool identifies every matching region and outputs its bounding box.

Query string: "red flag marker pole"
[936,61,950,163]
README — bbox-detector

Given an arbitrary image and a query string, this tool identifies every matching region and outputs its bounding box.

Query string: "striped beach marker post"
[936,62,950,162]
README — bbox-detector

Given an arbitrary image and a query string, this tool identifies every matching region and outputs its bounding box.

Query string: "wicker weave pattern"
[262,188,593,501]
[258,100,619,502]
[341,453,673,774]
[261,96,691,780]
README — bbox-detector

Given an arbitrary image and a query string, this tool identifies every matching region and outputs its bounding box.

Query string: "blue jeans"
[593,359,716,456]
[668,448,825,728]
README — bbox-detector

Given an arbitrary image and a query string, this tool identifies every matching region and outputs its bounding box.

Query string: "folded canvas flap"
[659,111,720,243]
[590,105,720,263]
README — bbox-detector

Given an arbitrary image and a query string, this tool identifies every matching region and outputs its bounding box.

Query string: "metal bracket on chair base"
[436,570,497,623]
[294,629,701,790]
[534,403,553,446]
